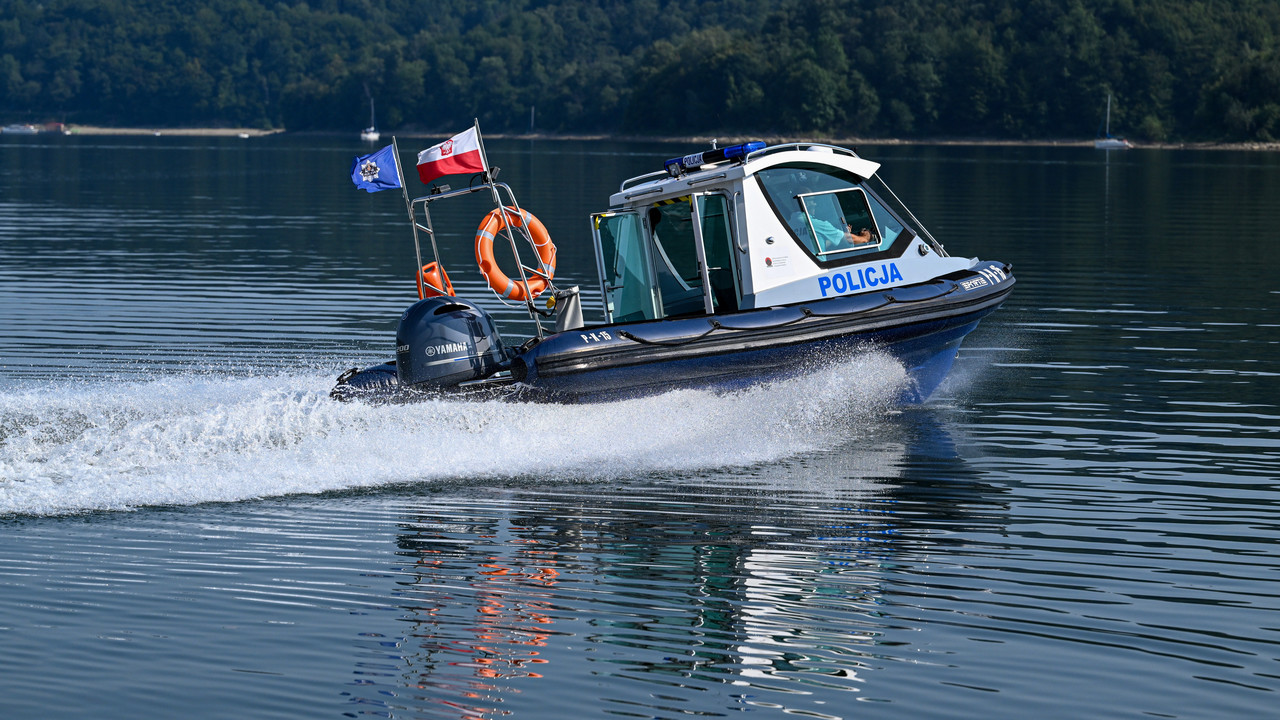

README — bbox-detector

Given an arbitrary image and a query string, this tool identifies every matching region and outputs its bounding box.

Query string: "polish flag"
[416,127,486,184]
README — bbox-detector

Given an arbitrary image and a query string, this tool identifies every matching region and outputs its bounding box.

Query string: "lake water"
[1,135,1278,718]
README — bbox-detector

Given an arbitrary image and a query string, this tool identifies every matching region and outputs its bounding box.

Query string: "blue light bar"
[664,141,766,177]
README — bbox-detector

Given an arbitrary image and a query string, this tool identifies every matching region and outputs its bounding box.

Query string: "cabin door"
[646,193,740,317]
[592,210,659,324]
[691,193,740,314]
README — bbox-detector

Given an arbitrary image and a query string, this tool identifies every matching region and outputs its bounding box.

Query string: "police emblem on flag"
[351,144,402,193]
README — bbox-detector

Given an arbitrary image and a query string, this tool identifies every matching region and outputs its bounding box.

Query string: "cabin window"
[867,193,905,245]
[594,211,659,323]
[797,188,881,258]
[755,163,908,265]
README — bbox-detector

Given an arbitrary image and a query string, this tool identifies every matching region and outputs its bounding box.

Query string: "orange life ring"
[474,207,556,302]
[418,262,454,299]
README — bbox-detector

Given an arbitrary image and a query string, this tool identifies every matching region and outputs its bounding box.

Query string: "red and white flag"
[416,127,486,184]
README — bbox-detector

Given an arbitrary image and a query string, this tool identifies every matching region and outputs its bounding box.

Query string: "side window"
[756,163,909,265]
[798,188,881,258]
[648,199,701,285]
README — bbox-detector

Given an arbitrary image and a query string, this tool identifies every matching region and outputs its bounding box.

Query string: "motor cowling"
[396,297,509,388]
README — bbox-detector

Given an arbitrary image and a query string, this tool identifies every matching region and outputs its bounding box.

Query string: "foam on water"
[0,354,909,516]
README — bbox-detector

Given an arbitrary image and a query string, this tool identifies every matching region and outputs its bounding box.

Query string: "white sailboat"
[1095,94,1133,150]
[360,96,380,142]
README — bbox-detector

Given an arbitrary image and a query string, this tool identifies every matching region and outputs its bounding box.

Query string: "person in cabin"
[792,188,872,253]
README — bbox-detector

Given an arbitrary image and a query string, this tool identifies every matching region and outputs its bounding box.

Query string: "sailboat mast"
[1105,94,1112,136]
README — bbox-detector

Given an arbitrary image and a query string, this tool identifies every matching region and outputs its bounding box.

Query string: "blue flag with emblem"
[350,144,402,193]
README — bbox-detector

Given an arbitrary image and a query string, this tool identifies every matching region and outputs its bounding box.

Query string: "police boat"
[332,141,1014,403]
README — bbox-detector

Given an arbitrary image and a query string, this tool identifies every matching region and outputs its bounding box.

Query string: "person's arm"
[846,223,873,245]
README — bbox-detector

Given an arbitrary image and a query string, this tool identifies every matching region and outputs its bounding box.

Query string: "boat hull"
[332,261,1013,404]
[1094,138,1132,150]
[512,262,1011,402]
[516,310,986,403]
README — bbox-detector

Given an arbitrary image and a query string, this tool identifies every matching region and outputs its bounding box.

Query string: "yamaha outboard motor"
[396,297,510,388]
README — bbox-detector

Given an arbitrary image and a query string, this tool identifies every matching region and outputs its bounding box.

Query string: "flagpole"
[394,135,427,300]
[474,118,492,178]
[392,135,411,215]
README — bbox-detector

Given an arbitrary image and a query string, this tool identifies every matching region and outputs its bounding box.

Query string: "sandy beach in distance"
[65,126,283,137]
[45,125,1280,151]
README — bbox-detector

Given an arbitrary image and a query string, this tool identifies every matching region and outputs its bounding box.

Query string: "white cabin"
[590,142,975,324]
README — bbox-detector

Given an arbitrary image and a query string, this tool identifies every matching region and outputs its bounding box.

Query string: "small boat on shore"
[360,97,380,142]
[333,140,1014,403]
[1,124,39,135]
[1095,94,1133,150]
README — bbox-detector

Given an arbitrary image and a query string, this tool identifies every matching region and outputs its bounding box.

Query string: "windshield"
[594,211,658,323]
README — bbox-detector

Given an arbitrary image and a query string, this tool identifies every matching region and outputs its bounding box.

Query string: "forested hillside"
[4,0,1280,141]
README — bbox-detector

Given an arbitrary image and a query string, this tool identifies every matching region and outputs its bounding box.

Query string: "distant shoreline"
[63,126,282,137]
[40,125,1280,151]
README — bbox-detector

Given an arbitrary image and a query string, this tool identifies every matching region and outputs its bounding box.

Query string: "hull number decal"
[818,262,904,297]
[580,330,613,344]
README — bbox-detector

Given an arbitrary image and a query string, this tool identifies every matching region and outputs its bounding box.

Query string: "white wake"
[0,354,909,515]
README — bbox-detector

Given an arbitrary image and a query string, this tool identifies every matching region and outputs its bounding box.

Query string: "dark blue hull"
[333,262,1013,405]
[513,305,989,403]
[510,262,1013,403]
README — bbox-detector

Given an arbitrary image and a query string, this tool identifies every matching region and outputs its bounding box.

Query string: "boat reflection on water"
[345,412,1008,717]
